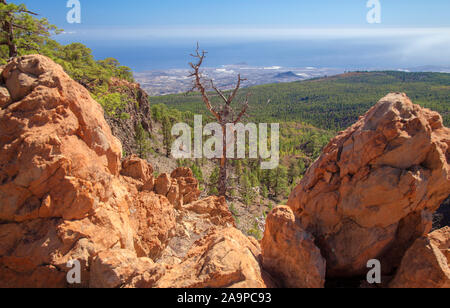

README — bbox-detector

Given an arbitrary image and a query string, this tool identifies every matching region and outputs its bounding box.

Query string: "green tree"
[249,171,260,187]
[0,0,61,60]
[247,220,263,240]
[274,166,289,197]
[229,177,238,198]
[162,115,173,158]
[234,160,243,174]
[94,92,129,117]
[261,185,269,199]
[240,173,255,206]
[191,161,204,186]
[261,169,276,195]
[208,167,219,195]
[135,123,151,159]
[288,161,302,185]
[97,57,134,82]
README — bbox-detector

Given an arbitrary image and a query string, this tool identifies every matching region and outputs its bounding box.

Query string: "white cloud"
[60,31,78,35]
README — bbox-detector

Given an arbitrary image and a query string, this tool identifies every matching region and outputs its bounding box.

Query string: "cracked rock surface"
[284,93,450,278]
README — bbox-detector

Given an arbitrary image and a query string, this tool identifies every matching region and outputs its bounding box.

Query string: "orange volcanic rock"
[159,196,236,265]
[121,155,155,191]
[183,196,235,227]
[170,167,194,178]
[0,55,163,287]
[5,55,448,289]
[390,227,450,288]
[156,227,275,288]
[155,173,172,196]
[90,249,166,288]
[121,155,154,183]
[0,55,123,223]
[261,206,326,288]
[287,93,450,277]
[0,55,137,287]
[0,85,11,108]
[154,169,201,208]
[0,55,264,288]
[171,168,201,205]
[129,191,176,259]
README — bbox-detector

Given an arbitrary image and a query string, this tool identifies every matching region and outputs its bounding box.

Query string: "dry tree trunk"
[188,44,250,197]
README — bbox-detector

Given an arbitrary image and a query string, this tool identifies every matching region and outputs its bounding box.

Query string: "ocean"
[56,37,450,72]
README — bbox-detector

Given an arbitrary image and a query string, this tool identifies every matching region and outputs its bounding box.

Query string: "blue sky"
[9,1,450,70]
[14,0,450,29]
[10,0,449,43]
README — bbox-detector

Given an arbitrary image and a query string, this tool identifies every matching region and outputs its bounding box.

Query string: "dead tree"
[188,44,251,197]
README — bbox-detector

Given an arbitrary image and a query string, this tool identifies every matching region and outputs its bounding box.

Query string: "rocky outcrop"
[0,85,11,108]
[129,192,176,260]
[154,168,201,209]
[284,93,450,278]
[104,77,152,156]
[159,196,236,265]
[261,206,326,288]
[0,55,130,287]
[390,227,450,288]
[121,155,154,183]
[156,227,275,288]
[89,250,166,288]
[0,55,268,288]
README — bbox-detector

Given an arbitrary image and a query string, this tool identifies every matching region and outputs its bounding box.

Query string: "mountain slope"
[151,71,450,130]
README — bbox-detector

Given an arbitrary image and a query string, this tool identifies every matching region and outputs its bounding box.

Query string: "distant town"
[135,64,450,96]
[134,64,345,96]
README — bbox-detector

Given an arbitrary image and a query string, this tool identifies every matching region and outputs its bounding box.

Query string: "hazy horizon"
[73,38,450,72]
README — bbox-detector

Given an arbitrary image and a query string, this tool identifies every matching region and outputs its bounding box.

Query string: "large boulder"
[89,249,166,288]
[183,196,235,227]
[390,227,450,288]
[287,93,450,277]
[0,55,136,287]
[121,154,153,183]
[0,85,11,108]
[261,206,326,288]
[156,227,275,288]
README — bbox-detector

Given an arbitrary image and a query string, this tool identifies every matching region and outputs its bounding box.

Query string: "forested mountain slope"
[152,71,450,130]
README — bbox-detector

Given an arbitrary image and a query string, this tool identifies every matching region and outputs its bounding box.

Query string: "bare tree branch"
[210,79,229,104]
[187,44,252,197]
[228,74,247,104]
[19,9,38,16]
[233,92,251,124]
[187,43,221,122]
